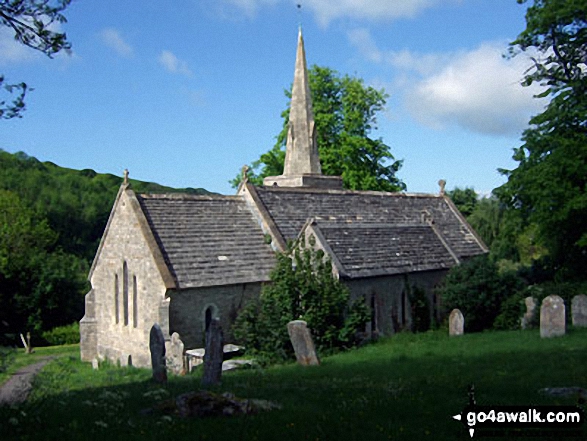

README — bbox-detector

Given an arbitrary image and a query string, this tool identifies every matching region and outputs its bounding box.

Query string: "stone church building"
[80,30,487,368]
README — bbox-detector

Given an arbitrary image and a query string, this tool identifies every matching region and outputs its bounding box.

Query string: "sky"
[0,0,547,196]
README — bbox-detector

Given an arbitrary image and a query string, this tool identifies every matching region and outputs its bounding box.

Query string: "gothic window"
[114,274,119,324]
[132,275,138,328]
[123,261,129,326]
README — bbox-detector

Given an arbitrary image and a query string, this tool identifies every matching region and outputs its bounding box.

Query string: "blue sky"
[0,0,546,196]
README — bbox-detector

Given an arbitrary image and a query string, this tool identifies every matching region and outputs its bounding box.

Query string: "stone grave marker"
[540,295,565,338]
[150,323,167,383]
[572,295,587,327]
[287,320,320,366]
[521,297,537,329]
[449,309,464,336]
[168,332,185,375]
[202,319,223,386]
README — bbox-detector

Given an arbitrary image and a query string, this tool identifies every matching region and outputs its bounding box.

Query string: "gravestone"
[287,320,320,366]
[202,319,223,386]
[540,295,565,338]
[572,295,587,327]
[521,297,537,329]
[168,332,185,375]
[449,309,464,336]
[150,323,167,383]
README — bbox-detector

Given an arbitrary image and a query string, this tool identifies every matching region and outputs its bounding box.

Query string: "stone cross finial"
[438,179,446,196]
[241,165,249,182]
[123,169,129,185]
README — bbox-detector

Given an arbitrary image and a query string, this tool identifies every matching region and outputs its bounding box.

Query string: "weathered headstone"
[521,297,537,329]
[202,319,223,386]
[168,332,185,375]
[571,295,587,327]
[540,295,565,338]
[287,320,320,366]
[449,309,464,336]
[91,358,99,370]
[150,323,167,383]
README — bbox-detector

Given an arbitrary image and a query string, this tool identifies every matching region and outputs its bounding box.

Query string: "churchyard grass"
[1,329,587,440]
[0,344,79,386]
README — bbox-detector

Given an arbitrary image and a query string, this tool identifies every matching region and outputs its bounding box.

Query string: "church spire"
[262,28,342,189]
[283,27,321,175]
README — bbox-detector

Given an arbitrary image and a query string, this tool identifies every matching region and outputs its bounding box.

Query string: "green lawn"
[1,329,586,440]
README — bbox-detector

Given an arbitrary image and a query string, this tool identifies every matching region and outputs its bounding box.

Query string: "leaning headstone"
[449,309,464,336]
[150,323,167,383]
[167,332,185,375]
[287,320,320,366]
[521,297,537,329]
[571,295,587,327]
[540,295,565,338]
[202,319,223,387]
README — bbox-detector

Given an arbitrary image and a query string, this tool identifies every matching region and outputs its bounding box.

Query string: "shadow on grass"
[1,329,586,441]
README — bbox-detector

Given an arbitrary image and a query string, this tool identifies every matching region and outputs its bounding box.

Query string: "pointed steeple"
[283,28,321,175]
[263,28,342,189]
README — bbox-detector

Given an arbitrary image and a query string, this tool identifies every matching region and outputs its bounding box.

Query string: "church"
[80,29,487,368]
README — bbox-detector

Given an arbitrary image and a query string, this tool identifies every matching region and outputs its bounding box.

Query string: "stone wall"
[344,270,446,336]
[168,282,263,349]
[83,188,169,368]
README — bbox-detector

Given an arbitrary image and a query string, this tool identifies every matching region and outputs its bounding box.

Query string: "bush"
[438,255,526,332]
[41,322,80,346]
[493,291,526,330]
[232,238,369,364]
[0,345,15,373]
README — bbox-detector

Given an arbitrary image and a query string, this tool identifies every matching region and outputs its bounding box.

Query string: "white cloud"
[223,0,278,17]
[100,28,133,57]
[219,0,451,24]
[0,28,39,64]
[304,0,442,25]
[347,29,546,136]
[404,43,546,136]
[158,50,193,76]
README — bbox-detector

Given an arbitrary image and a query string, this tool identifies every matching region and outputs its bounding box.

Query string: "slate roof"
[308,221,458,279]
[137,194,276,289]
[253,186,487,263]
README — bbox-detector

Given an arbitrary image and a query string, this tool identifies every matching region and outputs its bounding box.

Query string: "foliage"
[233,238,369,364]
[41,322,79,346]
[231,66,405,192]
[496,0,587,280]
[493,290,526,330]
[0,0,72,118]
[0,150,210,342]
[0,345,15,373]
[438,255,527,332]
[447,187,478,218]
[0,189,87,341]
[408,284,434,332]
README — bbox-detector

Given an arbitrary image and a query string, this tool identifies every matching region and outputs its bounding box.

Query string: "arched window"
[132,275,138,328]
[123,261,129,326]
[114,274,119,324]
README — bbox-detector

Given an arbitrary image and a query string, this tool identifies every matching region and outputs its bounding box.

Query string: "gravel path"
[0,357,54,407]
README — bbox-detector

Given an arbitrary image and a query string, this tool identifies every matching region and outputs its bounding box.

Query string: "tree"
[231,66,406,192]
[496,0,587,280]
[232,238,369,364]
[0,0,72,119]
[447,187,478,217]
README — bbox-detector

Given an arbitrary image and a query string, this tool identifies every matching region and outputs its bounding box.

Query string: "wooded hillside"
[0,149,210,343]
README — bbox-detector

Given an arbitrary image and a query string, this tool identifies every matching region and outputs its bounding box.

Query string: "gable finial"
[123,169,129,185]
[241,164,250,182]
[438,179,446,196]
